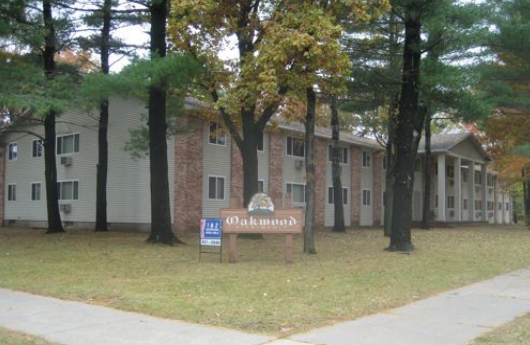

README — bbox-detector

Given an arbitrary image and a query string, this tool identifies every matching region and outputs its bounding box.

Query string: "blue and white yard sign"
[200,218,222,246]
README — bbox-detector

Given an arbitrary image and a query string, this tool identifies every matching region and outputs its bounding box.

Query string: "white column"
[481,165,488,222]
[437,154,446,222]
[468,161,475,221]
[454,157,461,222]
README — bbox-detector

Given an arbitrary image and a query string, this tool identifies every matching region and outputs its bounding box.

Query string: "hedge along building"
[1,98,512,231]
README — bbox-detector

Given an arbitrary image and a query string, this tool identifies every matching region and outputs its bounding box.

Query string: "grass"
[467,313,530,345]
[0,328,58,345]
[0,225,529,337]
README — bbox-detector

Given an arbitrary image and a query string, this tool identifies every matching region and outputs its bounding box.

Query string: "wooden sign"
[220,193,303,264]
[221,209,303,234]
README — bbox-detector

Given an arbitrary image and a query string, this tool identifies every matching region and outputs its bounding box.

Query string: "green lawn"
[0,328,58,345]
[0,225,529,336]
[467,313,530,345]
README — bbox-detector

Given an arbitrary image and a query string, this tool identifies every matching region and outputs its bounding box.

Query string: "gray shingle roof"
[418,132,490,161]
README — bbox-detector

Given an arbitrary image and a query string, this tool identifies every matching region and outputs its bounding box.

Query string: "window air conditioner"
[60,203,72,213]
[60,156,73,166]
[295,159,304,169]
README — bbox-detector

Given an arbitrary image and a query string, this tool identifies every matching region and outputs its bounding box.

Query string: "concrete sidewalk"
[0,268,530,345]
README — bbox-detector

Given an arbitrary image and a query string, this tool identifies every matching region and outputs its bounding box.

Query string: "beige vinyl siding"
[4,132,47,222]
[324,144,352,227]
[4,97,176,227]
[202,122,231,217]
[451,141,487,163]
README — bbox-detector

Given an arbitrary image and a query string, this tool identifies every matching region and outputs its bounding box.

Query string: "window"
[462,170,468,183]
[7,184,16,201]
[257,131,264,151]
[31,183,41,201]
[208,176,225,200]
[498,201,502,211]
[487,175,494,187]
[328,146,348,164]
[447,165,454,178]
[32,139,43,158]
[209,122,226,146]
[506,202,510,211]
[487,201,494,210]
[57,133,80,155]
[8,143,17,161]
[475,199,483,210]
[362,151,371,168]
[57,181,79,200]
[362,189,371,206]
[447,196,455,209]
[328,187,348,205]
[286,183,306,203]
[463,199,468,210]
[475,171,482,185]
[258,180,264,193]
[287,137,305,157]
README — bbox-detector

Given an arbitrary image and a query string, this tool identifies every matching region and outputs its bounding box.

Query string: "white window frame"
[57,133,80,155]
[8,142,17,161]
[7,184,16,201]
[208,175,225,200]
[328,186,349,205]
[362,189,371,206]
[32,139,43,158]
[57,180,79,201]
[286,137,305,158]
[208,122,227,146]
[362,151,371,168]
[328,145,348,164]
[31,182,42,201]
[447,196,455,209]
[446,165,454,178]
[286,182,306,204]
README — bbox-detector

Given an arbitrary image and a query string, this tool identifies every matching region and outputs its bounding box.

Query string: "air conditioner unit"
[295,159,304,169]
[60,156,73,166]
[60,203,72,213]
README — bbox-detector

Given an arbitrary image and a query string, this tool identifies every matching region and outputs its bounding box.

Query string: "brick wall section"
[230,140,244,206]
[373,153,383,226]
[174,119,203,233]
[314,138,327,227]
[351,146,361,226]
[269,132,284,207]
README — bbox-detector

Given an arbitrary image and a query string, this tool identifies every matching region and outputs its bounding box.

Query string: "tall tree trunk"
[330,96,345,232]
[304,87,317,254]
[384,97,398,237]
[146,0,178,244]
[95,0,111,232]
[524,166,530,227]
[42,0,63,234]
[421,111,432,229]
[241,112,259,206]
[389,3,423,252]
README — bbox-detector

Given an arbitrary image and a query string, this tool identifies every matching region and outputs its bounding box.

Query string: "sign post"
[199,218,223,262]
